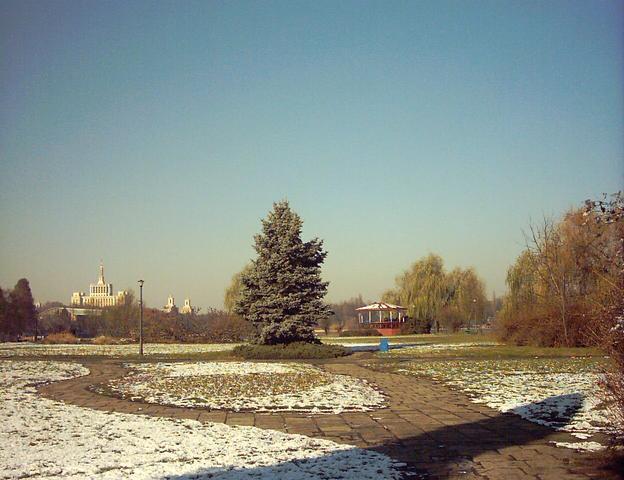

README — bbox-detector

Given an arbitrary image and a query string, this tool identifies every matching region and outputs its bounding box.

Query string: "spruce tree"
[235,200,332,344]
[0,287,7,339]
[10,278,37,339]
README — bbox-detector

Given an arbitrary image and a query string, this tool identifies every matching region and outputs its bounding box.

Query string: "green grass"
[385,344,605,359]
[232,342,350,360]
[370,355,609,375]
[322,331,604,360]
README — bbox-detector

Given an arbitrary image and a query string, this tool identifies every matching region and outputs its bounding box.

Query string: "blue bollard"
[379,338,389,352]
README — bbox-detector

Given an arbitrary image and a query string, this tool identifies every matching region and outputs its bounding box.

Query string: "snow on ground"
[0,360,403,479]
[392,358,613,449]
[0,342,236,357]
[551,441,606,452]
[97,361,386,413]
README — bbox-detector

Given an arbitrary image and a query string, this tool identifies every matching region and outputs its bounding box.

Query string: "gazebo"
[356,302,408,336]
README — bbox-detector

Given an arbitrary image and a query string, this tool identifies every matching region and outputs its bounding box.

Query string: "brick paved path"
[37,357,610,480]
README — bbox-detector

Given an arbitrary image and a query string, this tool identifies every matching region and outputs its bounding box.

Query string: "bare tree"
[525,218,574,346]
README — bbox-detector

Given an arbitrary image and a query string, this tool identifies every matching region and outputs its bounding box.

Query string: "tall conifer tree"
[235,200,331,344]
[10,278,37,338]
[0,287,7,338]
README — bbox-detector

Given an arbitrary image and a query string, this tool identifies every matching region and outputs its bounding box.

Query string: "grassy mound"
[43,332,80,344]
[232,342,350,360]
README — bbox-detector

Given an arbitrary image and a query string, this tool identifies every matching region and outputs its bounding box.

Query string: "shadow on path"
[162,394,585,479]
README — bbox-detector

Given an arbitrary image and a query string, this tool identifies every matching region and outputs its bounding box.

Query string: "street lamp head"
[138,279,144,287]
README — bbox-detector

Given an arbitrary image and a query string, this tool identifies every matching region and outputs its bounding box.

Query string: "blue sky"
[1,0,622,310]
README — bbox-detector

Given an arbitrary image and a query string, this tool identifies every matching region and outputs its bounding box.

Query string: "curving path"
[36,357,612,480]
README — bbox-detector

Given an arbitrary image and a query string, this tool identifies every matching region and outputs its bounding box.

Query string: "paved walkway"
[37,357,611,480]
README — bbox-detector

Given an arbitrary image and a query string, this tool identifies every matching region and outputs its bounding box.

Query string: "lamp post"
[138,280,144,356]
[472,298,477,332]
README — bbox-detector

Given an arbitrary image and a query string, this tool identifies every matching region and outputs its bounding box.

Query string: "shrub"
[207,314,255,343]
[602,316,624,445]
[43,331,80,344]
[92,335,123,345]
[232,342,349,360]
[339,329,381,337]
[400,318,432,334]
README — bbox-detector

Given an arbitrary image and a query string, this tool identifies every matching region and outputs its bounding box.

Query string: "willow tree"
[224,264,252,314]
[234,200,332,345]
[383,254,451,333]
[442,267,487,331]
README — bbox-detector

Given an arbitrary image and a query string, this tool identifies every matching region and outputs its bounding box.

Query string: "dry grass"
[91,336,123,345]
[387,344,604,359]
[233,342,349,359]
[42,332,80,344]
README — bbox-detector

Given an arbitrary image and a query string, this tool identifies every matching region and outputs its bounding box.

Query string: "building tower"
[180,298,195,315]
[163,295,178,314]
[70,261,127,308]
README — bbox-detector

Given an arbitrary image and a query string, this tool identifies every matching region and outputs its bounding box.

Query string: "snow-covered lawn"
[388,358,614,450]
[0,342,237,357]
[0,360,404,479]
[95,361,386,413]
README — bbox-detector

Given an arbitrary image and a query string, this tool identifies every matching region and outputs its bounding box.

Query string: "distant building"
[71,262,128,308]
[163,295,178,314]
[162,295,197,314]
[180,298,196,315]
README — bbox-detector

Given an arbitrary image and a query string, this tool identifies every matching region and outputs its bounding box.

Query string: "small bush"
[92,335,123,345]
[339,329,381,337]
[43,331,80,344]
[232,342,350,360]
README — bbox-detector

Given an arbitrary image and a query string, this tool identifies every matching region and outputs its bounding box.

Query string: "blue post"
[379,337,389,352]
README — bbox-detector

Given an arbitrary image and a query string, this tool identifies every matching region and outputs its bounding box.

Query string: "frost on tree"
[235,200,332,345]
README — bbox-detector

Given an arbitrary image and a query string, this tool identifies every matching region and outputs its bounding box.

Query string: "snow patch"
[0,360,403,479]
[391,358,614,450]
[551,441,606,452]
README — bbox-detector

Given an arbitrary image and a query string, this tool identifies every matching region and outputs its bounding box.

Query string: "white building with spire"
[180,298,197,315]
[162,296,197,314]
[163,295,178,314]
[71,262,128,308]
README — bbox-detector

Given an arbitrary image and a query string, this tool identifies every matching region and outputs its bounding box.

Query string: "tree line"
[43,298,251,343]
[4,284,251,343]
[497,193,623,348]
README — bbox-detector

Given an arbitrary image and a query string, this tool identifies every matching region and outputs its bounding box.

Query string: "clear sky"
[1,0,622,310]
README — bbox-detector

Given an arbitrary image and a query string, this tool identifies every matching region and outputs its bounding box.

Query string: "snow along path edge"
[2,360,405,479]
